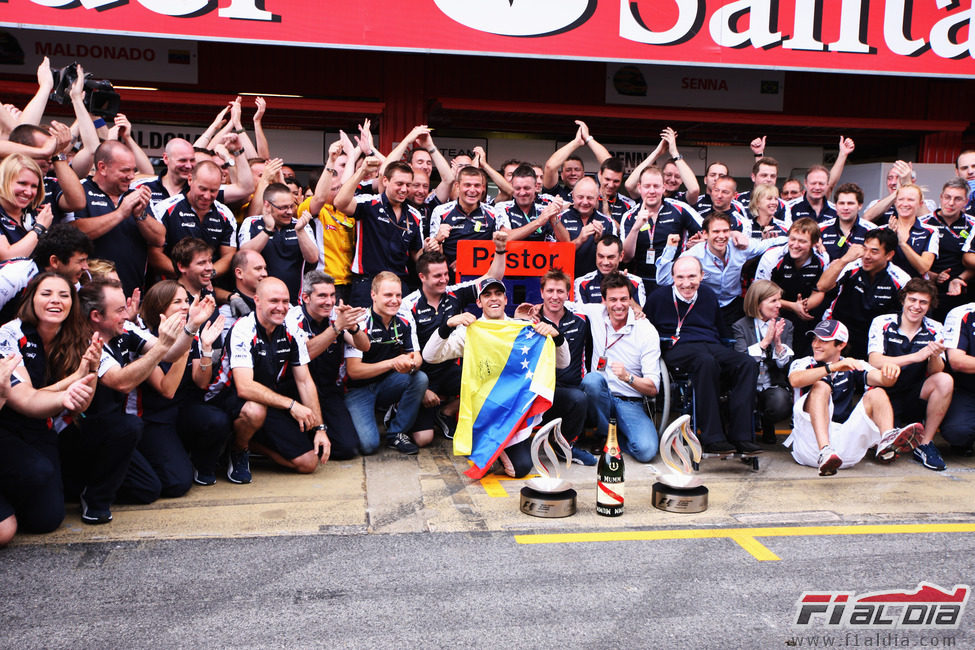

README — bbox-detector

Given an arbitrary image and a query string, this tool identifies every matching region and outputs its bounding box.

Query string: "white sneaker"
[818,444,841,476]
[875,423,923,462]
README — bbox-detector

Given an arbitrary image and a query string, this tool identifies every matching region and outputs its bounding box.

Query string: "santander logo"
[433,0,597,37]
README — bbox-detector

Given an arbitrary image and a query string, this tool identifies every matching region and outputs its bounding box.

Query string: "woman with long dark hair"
[0,272,98,544]
[137,280,229,490]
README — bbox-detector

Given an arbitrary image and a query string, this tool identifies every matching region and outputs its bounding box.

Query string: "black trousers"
[64,411,143,512]
[663,341,758,445]
[757,385,792,431]
[319,388,361,461]
[541,384,588,444]
[178,401,233,475]
[0,424,64,533]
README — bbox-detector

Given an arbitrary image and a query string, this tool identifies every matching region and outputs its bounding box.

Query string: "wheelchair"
[647,356,761,472]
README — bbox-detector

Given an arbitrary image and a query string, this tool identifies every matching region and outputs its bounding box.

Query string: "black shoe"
[702,441,736,454]
[79,488,113,525]
[387,432,419,455]
[734,441,763,455]
[761,426,778,444]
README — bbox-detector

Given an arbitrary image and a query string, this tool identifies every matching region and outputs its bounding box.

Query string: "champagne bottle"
[596,417,624,517]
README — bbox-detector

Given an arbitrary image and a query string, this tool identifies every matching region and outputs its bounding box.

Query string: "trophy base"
[652,482,708,513]
[520,486,577,518]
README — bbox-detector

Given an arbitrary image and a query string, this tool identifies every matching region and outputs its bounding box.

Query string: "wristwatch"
[626,374,635,385]
[347,324,361,335]
[51,153,68,163]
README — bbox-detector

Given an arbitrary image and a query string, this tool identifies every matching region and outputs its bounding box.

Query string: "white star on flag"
[521,359,530,369]
[525,370,533,379]
[521,345,530,355]
[525,331,535,339]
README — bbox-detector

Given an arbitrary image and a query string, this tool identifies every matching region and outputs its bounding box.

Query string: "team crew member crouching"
[220,277,328,484]
[786,319,923,476]
[423,277,570,477]
[77,277,198,524]
[135,281,230,489]
[345,271,430,456]
[867,279,952,471]
[0,273,97,543]
[537,268,596,466]
[286,271,369,460]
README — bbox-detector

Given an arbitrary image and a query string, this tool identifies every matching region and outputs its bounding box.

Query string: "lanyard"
[673,297,696,337]
[604,326,624,353]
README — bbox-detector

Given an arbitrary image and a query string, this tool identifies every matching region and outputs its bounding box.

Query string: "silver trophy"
[650,414,709,513]
[519,418,577,518]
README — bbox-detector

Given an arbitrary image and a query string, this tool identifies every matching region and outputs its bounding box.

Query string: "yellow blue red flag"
[454,320,556,479]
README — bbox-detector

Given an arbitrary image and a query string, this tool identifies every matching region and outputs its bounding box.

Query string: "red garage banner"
[1,0,974,78]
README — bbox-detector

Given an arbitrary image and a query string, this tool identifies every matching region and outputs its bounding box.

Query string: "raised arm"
[193,106,229,149]
[218,132,256,204]
[662,127,700,204]
[18,57,53,127]
[624,140,665,197]
[543,127,584,191]
[252,96,270,159]
[113,114,155,175]
[309,142,344,215]
[827,136,855,196]
[473,146,513,200]
[334,156,379,216]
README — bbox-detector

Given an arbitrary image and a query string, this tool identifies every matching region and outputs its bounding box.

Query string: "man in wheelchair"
[645,256,762,456]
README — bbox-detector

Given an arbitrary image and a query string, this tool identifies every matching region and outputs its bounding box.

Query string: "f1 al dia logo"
[794,582,969,629]
[433,0,597,37]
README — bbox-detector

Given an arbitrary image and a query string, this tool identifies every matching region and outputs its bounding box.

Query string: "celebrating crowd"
[2,57,975,545]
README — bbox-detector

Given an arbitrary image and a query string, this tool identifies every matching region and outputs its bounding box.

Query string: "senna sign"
[1,1,974,78]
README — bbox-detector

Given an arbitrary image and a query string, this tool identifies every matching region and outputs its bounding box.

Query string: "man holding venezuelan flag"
[422,277,571,478]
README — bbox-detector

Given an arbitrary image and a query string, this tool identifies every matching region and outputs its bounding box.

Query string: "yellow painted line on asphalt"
[478,472,540,498]
[515,523,975,561]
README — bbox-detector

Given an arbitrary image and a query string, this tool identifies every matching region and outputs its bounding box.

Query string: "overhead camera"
[49,62,121,119]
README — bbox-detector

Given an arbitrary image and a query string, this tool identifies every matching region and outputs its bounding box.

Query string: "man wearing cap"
[787,319,923,476]
[867,278,953,471]
[422,276,570,477]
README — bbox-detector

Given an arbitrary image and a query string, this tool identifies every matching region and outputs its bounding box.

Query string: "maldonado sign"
[1,0,973,78]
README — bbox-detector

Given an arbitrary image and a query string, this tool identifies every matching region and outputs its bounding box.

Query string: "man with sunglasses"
[238,183,319,303]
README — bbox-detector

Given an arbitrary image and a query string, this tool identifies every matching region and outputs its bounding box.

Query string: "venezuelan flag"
[455,320,556,479]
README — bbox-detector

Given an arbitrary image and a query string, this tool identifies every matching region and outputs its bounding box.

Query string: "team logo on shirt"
[434,0,596,37]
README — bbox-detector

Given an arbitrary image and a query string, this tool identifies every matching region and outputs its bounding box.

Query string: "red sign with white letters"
[1,1,973,78]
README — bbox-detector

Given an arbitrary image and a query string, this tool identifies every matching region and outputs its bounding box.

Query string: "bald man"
[646,256,762,456]
[70,140,164,295]
[216,277,327,483]
[552,176,618,276]
[153,161,238,278]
